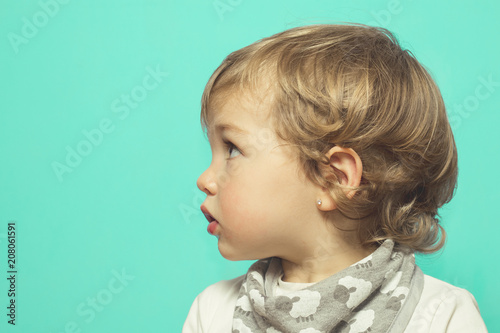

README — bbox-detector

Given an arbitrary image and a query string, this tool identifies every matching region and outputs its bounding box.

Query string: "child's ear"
[322,145,363,199]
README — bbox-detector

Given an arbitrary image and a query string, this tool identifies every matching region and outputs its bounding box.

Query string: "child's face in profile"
[197,92,322,262]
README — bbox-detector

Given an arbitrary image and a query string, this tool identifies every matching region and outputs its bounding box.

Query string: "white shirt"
[182,273,487,332]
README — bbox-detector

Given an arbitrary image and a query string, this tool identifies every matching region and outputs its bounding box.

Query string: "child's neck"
[280,242,377,284]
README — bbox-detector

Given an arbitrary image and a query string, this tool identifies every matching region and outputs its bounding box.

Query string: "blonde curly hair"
[200,23,457,253]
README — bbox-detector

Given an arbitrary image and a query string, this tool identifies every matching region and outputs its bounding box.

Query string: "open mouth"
[201,205,217,223]
[205,213,216,222]
[201,205,220,235]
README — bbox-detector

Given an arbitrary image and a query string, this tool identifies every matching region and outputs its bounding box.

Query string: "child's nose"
[197,167,217,195]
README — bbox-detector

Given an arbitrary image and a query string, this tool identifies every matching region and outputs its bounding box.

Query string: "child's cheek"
[220,182,248,224]
[219,176,264,228]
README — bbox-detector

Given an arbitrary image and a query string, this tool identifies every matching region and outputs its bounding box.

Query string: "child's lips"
[200,205,216,222]
[201,205,220,235]
[207,221,220,235]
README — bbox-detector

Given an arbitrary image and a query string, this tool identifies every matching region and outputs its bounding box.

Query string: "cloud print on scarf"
[233,318,253,333]
[235,295,252,314]
[249,289,265,308]
[352,254,373,270]
[334,276,373,308]
[386,286,409,311]
[380,270,403,294]
[275,290,322,322]
[342,309,375,333]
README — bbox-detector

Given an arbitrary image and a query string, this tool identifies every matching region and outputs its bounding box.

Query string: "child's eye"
[223,140,241,159]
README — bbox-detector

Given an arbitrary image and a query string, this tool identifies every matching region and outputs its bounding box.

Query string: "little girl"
[183,24,487,332]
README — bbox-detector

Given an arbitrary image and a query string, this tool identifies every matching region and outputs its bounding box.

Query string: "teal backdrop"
[1,0,498,332]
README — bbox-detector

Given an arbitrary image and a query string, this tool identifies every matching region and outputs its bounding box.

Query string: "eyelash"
[222,139,241,159]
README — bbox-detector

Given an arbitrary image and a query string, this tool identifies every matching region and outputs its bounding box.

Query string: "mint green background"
[1,0,498,332]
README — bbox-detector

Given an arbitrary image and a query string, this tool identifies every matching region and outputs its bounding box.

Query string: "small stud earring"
[317,199,322,206]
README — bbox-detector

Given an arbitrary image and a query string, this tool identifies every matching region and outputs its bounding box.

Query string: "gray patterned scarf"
[232,240,423,333]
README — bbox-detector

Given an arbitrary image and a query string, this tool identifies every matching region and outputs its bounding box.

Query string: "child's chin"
[218,245,260,262]
[219,248,245,261]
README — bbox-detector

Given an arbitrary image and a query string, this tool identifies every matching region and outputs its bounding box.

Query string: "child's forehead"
[206,89,273,131]
[205,105,255,140]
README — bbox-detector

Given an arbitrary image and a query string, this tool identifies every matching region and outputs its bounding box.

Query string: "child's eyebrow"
[213,123,248,135]
[206,123,248,143]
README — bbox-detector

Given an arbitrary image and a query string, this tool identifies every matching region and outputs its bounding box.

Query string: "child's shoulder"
[405,274,487,332]
[182,275,243,333]
[201,274,245,299]
[419,273,480,309]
